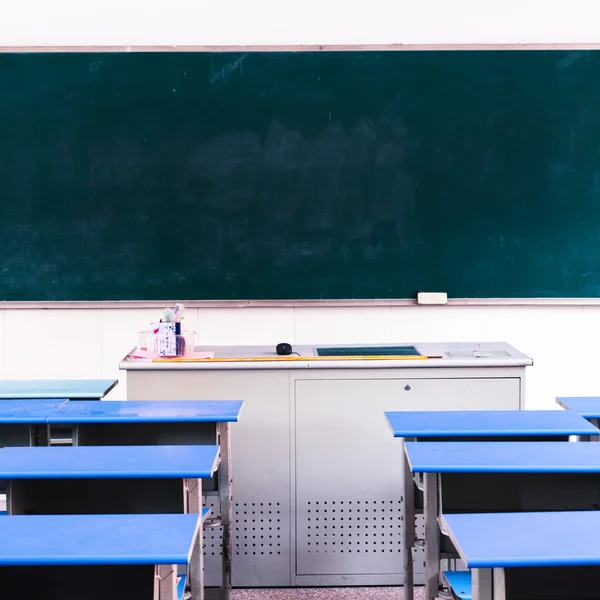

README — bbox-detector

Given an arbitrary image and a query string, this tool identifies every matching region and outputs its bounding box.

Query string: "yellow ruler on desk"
[152,355,442,363]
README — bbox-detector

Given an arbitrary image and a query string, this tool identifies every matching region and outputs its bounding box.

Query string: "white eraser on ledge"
[417,292,448,305]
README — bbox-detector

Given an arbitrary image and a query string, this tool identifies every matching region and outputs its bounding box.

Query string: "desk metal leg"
[217,422,232,600]
[156,564,178,600]
[5,480,11,515]
[471,568,493,600]
[402,439,415,600]
[186,478,205,600]
[29,424,50,447]
[493,568,506,600]
[423,473,439,600]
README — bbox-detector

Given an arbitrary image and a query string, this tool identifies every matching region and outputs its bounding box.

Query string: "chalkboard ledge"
[0,298,599,309]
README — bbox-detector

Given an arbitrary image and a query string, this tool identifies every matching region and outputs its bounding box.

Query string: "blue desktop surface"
[0,400,67,423]
[47,400,243,423]
[385,409,598,437]
[556,397,600,419]
[0,512,207,566]
[0,445,220,479]
[444,511,600,568]
[405,441,600,473]
[0,380,117,400]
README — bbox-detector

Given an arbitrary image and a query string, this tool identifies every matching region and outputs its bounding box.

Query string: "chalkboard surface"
[1,50,599,300]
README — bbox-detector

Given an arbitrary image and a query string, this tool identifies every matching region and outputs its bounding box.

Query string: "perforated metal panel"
[302,499,402,561]
[414,514,425,575]
[203,495,286,588]
[203,495,222,587]
[234,500,283,557]
[297,496,427,577]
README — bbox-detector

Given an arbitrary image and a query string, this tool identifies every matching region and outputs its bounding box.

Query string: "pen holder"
[157,322,179,357]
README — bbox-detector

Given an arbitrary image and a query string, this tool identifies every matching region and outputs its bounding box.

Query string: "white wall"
[1,1,600,48]
[0,305,597,408]
[2,1,599,408]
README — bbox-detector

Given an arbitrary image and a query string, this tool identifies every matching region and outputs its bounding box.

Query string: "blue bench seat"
[443,570,472,600]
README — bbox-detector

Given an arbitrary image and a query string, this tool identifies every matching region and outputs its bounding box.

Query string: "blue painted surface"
[0,512,208,566]
[443,571,472,600]
[406,441,600,473]
[556,397,600,418]
[0,445,220,479]
[177,574,187,600]
[385,409,598,437]
[0,380,118,399]
[0,400,67,423]
[48,400,243,423]
[444,511,600,568]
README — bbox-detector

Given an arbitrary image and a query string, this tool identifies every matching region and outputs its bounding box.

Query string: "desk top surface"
[0,380,118,399]
[47,400,243,423]
[405,441,600,472]
[121,342,532,370]
[556,397,600,418]
[0,400,67,423]
[386,409,598,437]
[0,445,220,479]
[0,513,205,566]
[443,511,600,568]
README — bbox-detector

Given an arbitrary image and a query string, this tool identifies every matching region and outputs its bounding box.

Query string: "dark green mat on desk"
[316,346,421,357]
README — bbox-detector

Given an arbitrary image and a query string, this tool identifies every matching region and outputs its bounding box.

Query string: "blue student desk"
[0,400,67,447]
[0,512,204,600]
[0,400,70,500]
[0,379,118,400]
[556,396,600,432]
[48,399,242,424]
[0,444,219,482]
[386,410,600,600]
[2,444,219,600]
[406,441,600,600]
[442,511,600,600]
[47,399,243,600]
[386,409,599,441]
[0,380,117,447]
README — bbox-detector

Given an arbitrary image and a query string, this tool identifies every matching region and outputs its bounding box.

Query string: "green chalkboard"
[1,50,600,300]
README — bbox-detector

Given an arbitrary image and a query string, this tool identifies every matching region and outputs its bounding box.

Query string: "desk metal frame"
[402,437,599,600]
[55,420,233,600]
[414,468,600,600]
[440,514,600,600]
[2,449,217,600]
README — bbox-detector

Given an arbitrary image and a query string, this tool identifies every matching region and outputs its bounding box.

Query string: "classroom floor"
[232,588,426,599]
